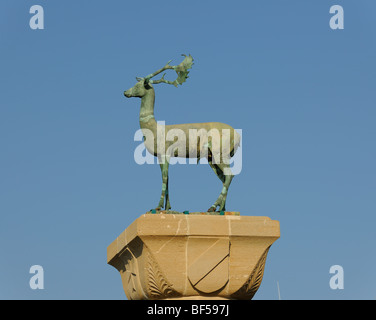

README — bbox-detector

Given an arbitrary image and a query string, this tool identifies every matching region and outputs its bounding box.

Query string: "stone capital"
[107,214,280,300]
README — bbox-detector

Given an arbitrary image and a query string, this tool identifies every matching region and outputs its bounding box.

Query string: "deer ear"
[144,78,152,89]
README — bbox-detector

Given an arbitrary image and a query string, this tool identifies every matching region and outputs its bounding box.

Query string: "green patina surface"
[124,54,240,213]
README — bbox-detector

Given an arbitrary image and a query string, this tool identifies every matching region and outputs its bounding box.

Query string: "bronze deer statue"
[124,55,241,212]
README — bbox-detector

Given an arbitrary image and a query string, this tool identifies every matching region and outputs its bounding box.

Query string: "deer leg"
[155,162,164,211]
[209,161,225,184]
[207,161,225,212]
[208,161,234,212]
[218,172,233,212]
[165,175,171,210]
[156,156,170,211]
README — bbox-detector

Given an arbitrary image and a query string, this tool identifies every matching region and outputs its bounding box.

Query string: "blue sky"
[0,0,375,299]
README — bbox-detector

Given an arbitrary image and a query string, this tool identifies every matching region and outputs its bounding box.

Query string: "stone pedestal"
[107,214,280,300]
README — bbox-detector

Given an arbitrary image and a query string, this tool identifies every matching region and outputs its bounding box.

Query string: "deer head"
[124,54,194,99]
[124,78,152,98]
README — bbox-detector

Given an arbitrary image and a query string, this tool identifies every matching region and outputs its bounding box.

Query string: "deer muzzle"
[124,89,132,98]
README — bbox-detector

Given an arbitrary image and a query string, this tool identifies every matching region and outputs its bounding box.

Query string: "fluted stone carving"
[107,214,280,300]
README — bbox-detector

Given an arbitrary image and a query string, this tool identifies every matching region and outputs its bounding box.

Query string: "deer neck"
[139,88,157,132]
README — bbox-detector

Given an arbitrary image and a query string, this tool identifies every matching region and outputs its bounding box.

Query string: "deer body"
[124,55,240,212]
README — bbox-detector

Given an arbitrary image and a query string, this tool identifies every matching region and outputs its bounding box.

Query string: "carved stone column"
[107,214,280,300]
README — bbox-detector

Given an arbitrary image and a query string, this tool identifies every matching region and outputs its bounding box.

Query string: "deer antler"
[145,60,174,80]
[135,61,173,82]
[139,54,194,87]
